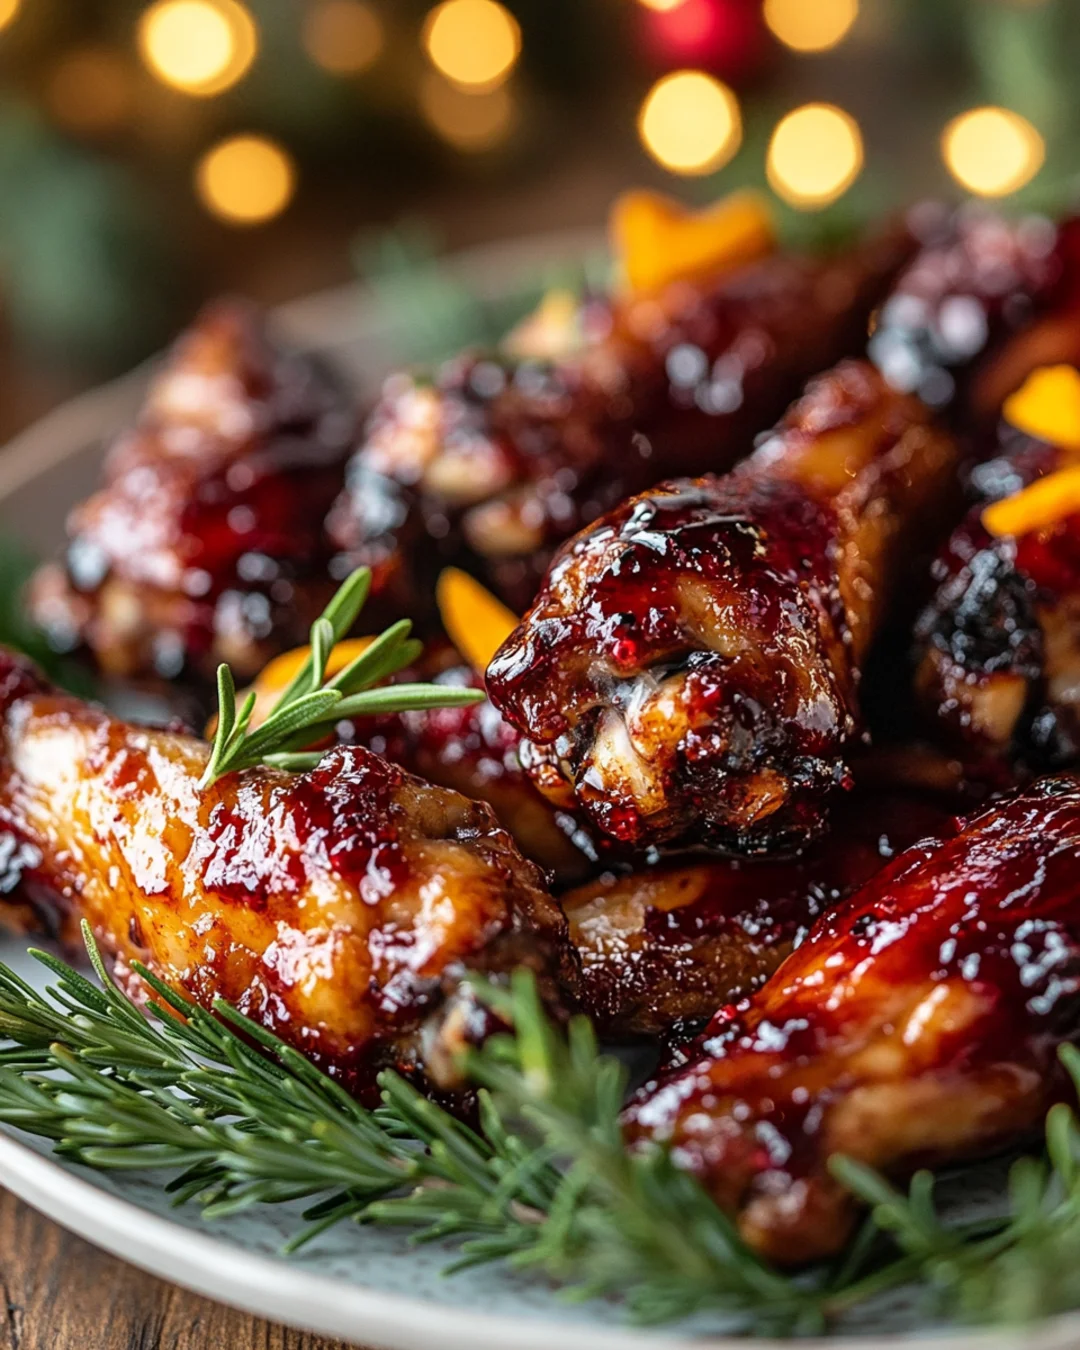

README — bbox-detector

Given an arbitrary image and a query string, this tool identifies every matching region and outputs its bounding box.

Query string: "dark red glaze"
[625,774,1080,1264]
[487,362,960,854]
[868,203,1069,414]
[563,785,957,1038]
[334,650,605,885]
[328,231,911,612]
[30,300,356,686]
[915,426,1080,767]
[0,648,574,1103]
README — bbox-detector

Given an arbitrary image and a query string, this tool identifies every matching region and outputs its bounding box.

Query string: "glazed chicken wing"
[328,233,909,613]
[625,775,1080,1265]
[0,650,573,1101]
[914,399,1080,769]
[564,786,956,1038]
[486,361,960,854]
[30,301,355,687]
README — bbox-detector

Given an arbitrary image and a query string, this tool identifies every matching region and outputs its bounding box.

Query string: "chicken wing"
[328,233,909,613]
[0,650,574,1101]
[914,422,1080,767]
[29,301,356,687]
[486,361,960,854]
[564,786,956,1038]
[624,775,1080,1264]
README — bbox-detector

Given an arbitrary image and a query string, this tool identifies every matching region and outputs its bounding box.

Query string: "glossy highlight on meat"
[625,775,1080,1264]
[487,361,960,854]
[563,786,956,1038]
[328,232,910,612]
[868,203,1068,412]
[0,649,574,1101]
[30,300,356,686]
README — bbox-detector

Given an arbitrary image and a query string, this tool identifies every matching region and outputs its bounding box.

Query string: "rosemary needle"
[199,566,483,788]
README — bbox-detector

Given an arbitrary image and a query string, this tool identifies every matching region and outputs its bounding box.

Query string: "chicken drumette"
[0,649,574,1101]
[30,301,356,687]
[564,785,956,1038]
[625,774,1080,1264]
[328,232,909,612]
[487,361,960,854]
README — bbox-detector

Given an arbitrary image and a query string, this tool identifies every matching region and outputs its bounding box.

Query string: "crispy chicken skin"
[486,361,960,854]
[30,301,355,687]
[624,775,1080,1265]
[914,428,1080,767]
[0,650,573,1101]
[328,233,909,612]
[564,787,955,1038]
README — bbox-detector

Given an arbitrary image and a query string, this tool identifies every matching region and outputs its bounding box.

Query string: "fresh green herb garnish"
[2,929,1080,1334]
[199,566,484,788]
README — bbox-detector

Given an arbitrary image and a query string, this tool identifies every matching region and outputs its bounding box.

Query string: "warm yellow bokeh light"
[637,70,741,176]
[636,0,688,10]
[422,0,521,91]
[45,48,133,134]
[303,0,384,74]
[942,106,1044,198]
[764,0,858,52]
[419,71,516,151]
[767,103,863,208]
[195,135,296,225]
[138,0,257,97]
[0,0,20,33]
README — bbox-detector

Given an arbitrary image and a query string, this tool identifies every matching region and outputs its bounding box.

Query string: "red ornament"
[639,0,769,84]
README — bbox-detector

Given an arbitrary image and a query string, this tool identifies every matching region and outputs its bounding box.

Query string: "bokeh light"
[0,0,20,33]
[422,0,521,91]
[637,0,687,9]
[942,106,1045,197]
[419,71,516,151]
[637,70,741,176]
[195,135,296,225]
[766,102,863,208]
[303,0,384,75]
[45,47,133,134]
[138,0,257,97]
[764,0,858,52]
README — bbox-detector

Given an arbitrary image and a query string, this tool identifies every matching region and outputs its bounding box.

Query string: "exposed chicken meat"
[487,361,960,854]
[624,774,1080,1264]
[0,650,574,1102]
[29,301,355,687]
[563,786,956,1038]
[328,233,910,613]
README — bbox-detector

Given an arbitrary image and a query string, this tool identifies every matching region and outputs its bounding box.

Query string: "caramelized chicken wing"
[914,427,1080,766]
[625,775,1080,1265]
[868,203,1068,413]
[0,650,573,1101]
[487,362,960,854]
[30,301,355,687]
[564,786,956,1038]
[328,234,909,613]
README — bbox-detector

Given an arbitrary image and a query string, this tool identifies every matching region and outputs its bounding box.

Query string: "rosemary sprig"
[2,929,1080,1334]
[198,566,484,788]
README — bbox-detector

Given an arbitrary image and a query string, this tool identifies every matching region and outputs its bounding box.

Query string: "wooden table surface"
[0,1189,358,1350]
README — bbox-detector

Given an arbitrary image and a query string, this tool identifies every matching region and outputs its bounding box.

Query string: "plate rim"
[3,235,1080,1349]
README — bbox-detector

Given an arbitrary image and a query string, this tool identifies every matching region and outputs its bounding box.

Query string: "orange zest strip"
[1002,364,1080,453]
[437,567,519,675]
[610,188,775,298]
[982,465,1080,539]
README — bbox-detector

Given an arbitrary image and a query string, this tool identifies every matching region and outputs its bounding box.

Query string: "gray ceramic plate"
[1,235,1078,1350]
